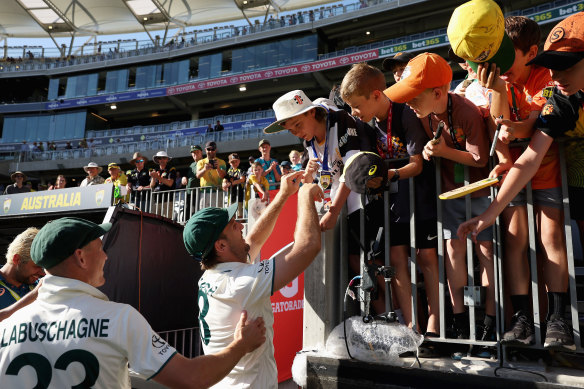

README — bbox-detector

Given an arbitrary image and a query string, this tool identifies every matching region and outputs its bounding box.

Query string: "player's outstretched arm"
[0,280,42,322]
[246,171,303,260]
[154,311,266,389]
[273,183,323,291]
[457,130,554,241]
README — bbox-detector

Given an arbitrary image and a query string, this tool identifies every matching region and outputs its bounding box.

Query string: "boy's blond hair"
[289,150,301,160]
[340,63,386,101]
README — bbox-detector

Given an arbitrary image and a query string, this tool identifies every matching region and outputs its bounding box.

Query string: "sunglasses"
[14,175,24,178]
[206,148,216,151]
[136,159,145,163]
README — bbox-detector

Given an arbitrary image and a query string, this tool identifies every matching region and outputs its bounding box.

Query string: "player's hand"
[303,158,320,183]
[477,63,505,92]
[234,311,266,353]
[279,171,304,197]
[457,215,495,243]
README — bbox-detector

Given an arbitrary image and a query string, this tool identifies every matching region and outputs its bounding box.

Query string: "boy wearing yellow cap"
[384,52,495,347]
[459,12,584,351]
[105,162,129,203]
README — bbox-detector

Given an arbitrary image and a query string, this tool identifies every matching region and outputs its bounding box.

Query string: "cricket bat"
[439,176,502,200]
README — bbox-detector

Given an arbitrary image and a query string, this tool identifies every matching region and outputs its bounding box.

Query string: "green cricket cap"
[31,217,112,269]
[183,203,238,261]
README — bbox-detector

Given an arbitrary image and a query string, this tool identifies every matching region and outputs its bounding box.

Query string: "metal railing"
[339,138,583,360]
[157,327,202,359]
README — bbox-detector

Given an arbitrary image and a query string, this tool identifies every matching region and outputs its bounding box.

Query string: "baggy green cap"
[31,217,111,269]
[183,203,238,261]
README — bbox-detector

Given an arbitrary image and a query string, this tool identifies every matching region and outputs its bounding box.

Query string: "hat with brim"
[465,33,515,74]
[190,145,202,153]
[83,162,103,174]
[10,171,27,181]
[384,53,453,104]
[341,152,388,195]
[264,90,327,134]
[382,51,416,72]
[108,163,120,170]
[31,217,112,269]
[153,150,172,164]
[130,152,148,166]
[527,13,584,70]
[183,203,238,261]
[527,51,584,71]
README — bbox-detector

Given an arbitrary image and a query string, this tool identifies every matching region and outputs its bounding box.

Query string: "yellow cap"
[447,0,504,62]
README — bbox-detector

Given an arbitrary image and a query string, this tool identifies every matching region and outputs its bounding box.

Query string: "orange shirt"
[505,65,561,190]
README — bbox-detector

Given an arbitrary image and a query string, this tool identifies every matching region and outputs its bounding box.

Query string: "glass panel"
[48,78,59,101]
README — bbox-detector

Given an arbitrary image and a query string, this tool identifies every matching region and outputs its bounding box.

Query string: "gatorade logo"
[549,27,565,43]
[368,165,378,176]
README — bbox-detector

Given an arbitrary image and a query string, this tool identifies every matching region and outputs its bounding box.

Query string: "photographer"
[196,141,226,209]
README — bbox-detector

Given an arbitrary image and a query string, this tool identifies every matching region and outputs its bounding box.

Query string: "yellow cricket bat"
[439,176,502,200]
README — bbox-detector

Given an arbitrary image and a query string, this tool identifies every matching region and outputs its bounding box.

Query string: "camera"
[209,159,217,168]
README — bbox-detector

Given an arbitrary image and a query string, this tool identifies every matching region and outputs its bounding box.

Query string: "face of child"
[290,153,301,164]
[282,109,322,141]
[393,64,407,82]
[344,93,378,123]
[501,47,536,84]
[550,59,584,96]
[253,165,263,177]
[230,158,240,168]
[406,88,435,118]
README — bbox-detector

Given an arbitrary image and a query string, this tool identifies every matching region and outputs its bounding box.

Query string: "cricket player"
[183,172,323,388]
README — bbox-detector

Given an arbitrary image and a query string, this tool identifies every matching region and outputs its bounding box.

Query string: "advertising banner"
[260,190,303,383]
[0,184,113,217]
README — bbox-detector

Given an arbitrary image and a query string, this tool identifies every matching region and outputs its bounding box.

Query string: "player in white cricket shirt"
[0,217,266,389]
[183,173,323,388]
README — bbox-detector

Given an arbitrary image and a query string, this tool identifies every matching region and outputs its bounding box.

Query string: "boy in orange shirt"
[474,16,569,348]
[459,12,584,351]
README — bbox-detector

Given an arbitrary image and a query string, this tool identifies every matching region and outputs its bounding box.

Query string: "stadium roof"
[2,0,334,38]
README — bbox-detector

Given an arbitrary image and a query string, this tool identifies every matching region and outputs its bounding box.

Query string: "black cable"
[493,366,548,382]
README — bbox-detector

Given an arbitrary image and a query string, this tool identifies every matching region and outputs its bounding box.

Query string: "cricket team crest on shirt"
[3,198,11,213]
[542,104,554,116]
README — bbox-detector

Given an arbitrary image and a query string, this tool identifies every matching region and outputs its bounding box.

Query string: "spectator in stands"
[20,141,28,160]
[309,10,314,22]
[175,171,183,189]
[289,150,302,171]
[127,152,151,210]
[341,62,440,346]
[0,228,44,311]
[382,52,415,83]
[385,53,493,353]
[105,163,129,204]
[78,138,88,149]
[247,155,256,177]
[214,120,224,132]
[207,124,213,133]
[87,138,95,148]
[222,153,246,218]
[49,142,57,151]
[80,162,105,187]
[65,141,72,150]
[150,151,177,218]
[4,171,31,195]
[280,16,286,27]
[265,90,377,234]
[256,139,281,190]
[280,161,292,175]
[48,175,67,190]
[196,141,226,208]
[183,145,203,191]
[461,15,575,351]
[245,162,270,220]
